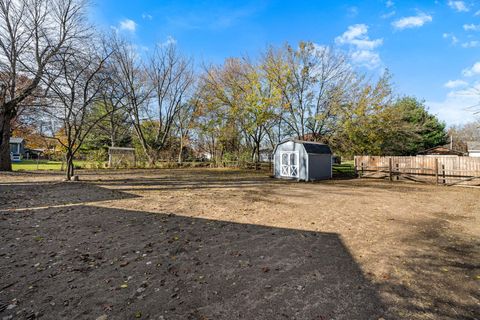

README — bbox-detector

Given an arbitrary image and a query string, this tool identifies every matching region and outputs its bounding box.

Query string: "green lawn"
[12,159,358,176]
[12,160,105,171]
[332,160,356,177]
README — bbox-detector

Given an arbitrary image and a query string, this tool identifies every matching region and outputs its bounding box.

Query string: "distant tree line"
[1,0,455,179]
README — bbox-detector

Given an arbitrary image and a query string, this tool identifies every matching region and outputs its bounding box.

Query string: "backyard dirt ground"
[0,168,479,320]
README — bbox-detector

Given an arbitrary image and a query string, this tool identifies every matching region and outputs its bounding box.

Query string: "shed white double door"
[280,151,299,178]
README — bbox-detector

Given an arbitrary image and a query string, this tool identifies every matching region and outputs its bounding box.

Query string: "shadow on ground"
[379,216,480,319]
[0,205,384,320]
[1,171,478,319]
[0,182,139,210]
[81,168,430,193]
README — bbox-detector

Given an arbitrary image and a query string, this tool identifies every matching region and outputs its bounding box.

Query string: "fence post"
[395,163,399,181]
[442,164,446,185]
[388,158,393,181]
[361,162,364,178]
[434,158,439,185]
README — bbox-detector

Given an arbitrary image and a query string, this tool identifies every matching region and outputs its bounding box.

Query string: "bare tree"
[147,44,194,163]
[449,120,480,142]
[95,47,130,148]
[0,0,88,171]
[96,79,130,148]
[263,42,353,142]
[43,44,111,180]
[107,36,154,163]
[174,98,197,163]
[111,41,194,165]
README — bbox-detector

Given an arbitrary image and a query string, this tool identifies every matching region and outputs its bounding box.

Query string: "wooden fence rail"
[354,155,480,186]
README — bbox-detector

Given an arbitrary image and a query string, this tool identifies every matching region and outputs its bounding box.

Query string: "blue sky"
[90,0,480,126]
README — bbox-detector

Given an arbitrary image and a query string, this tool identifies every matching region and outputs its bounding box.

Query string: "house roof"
[278,139,332,155]
[467,141,480,151]
[9,137,24,144]
[418,145,466,156]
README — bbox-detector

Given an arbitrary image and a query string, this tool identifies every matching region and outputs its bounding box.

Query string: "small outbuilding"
[273,139,332,181]
[9,137,25,162]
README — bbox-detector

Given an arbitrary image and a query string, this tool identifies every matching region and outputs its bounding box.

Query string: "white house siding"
[469,150,480,157]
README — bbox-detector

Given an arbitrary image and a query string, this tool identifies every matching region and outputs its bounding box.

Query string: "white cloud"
[443,32,459,45]
[386,0,394,8]
[335,24,383,50]
[464,24,480,31]
[475,10,480,16]
[351,50,381,69]
[462,40,480,48]
[336,24,367,43]
[392,13,432,30]
[462,62,480,76]
[433,62,480,124]
[427,83,480,125]
[119,19,137,32]
[159,36,177,47]
[335,24,383,69]
[447,1,469,12]
[444,79,468,88]
[142,13,153,20]
[347,6,359,18]
[381,11,396,19]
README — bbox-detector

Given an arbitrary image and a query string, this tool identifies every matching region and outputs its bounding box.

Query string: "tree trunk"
[0,107,13,171]
[147,151,156,167]
[110,132,116,148]
[178,136,184,164]
[65,151,74,180]
[256,141,261,170]
[250,147,256,163]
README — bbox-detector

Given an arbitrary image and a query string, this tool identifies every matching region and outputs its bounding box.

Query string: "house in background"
[467,141,480,157]
[418,145,466,156]
[418,135,470,157]
[9,137,25,162]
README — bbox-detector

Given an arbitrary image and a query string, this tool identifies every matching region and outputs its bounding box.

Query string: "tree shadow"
[0,205,385,320]
[0,182,139,210]
[378,216,480,319]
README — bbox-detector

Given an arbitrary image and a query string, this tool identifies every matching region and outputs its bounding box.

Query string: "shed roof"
[9,137,24,144]
[278,139,332,154]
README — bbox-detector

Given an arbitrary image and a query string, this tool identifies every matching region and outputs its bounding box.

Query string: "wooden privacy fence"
[354,156,480,186]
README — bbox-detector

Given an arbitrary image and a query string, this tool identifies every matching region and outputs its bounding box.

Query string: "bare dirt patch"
[1,168,479,319]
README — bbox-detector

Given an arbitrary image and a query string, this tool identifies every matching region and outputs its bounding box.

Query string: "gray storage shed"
[273,139,332,181]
